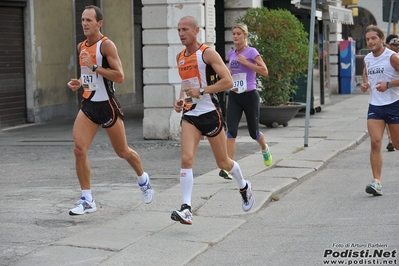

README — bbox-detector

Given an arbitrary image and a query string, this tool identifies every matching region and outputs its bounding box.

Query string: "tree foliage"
[239,8,313,106]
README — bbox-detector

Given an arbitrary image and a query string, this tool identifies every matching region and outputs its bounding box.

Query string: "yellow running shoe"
[262,149,272,166]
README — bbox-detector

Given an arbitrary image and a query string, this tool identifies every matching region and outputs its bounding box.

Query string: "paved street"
[1,89,398,266]
[188,139,399,266]
[0,105,260,266]
[0,140,260,266]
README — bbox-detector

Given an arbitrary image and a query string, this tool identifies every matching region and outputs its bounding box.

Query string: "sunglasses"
[391,43,399,47]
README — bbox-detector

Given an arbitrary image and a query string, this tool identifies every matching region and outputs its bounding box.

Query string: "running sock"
[262,143,270,153]
[229,161,247,189]
[180,168,194,206]
[82,189,92,202]
[137,172,149,185]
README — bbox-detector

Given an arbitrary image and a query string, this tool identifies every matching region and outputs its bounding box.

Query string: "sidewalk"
[6,91,369,266]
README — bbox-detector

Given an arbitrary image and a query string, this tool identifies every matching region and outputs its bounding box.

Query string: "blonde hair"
[232,23,249,46]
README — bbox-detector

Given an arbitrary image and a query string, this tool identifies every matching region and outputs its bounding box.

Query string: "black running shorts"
[182,110,225,137]
[81,98,124,128]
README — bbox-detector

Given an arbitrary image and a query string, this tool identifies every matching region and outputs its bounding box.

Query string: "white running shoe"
[171,204,193,225]
[69,197,97,215]
[365,180,382,196]
[239,181,255,212]
[139,175,154,204]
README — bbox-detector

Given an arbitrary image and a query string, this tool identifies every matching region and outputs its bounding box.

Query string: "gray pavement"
[188,139,399,266]
[0,89,370,266]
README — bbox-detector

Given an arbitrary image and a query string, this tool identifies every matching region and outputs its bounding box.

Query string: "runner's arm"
[202,49,233,94]
[388,54,399,87]
[96,40,124,84]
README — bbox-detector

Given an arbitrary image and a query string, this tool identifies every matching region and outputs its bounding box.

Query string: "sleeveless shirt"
[228,46,259,91]
[365,48,399,106]
[79,36,114,102]
[177,44,221,116]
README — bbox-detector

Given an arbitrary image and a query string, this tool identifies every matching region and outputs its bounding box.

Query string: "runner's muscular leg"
[385,124,391,141]
[180,121,201,168]
[208,129,234,170]
[106,118,144,176]
[367,119,385,181]
[72,110,99,189]
[388,124,399,150]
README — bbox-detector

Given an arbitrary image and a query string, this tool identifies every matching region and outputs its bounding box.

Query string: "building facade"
[4,0,389,140]
[0,0,140,128]
[344,0,393,54]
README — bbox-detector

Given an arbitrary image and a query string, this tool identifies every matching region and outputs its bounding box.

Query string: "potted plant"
[238,7,313,127]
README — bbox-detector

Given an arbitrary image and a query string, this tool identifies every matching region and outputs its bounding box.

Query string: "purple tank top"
[228,46,260,91]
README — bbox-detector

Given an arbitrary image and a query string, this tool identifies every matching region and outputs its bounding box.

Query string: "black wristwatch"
[199,87,205,95]
[92,64,98,72]
[387,82,392,89]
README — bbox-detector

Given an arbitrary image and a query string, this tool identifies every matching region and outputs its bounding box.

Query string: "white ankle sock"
[262,144,269,153]
[82,190,92,202]
[138,172,148,185]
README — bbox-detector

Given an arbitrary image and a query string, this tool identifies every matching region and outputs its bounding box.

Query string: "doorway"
[0,2,27,128]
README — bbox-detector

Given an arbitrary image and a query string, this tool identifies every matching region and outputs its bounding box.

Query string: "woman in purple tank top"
[218,23,273,180]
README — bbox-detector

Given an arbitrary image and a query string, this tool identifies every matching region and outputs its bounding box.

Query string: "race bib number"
[231,73,247,94]
[81,66,98,91]
[181,77,202,105]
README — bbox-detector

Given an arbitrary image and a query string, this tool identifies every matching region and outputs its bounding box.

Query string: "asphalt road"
[187,138,399,266]
[0,121,260,266]
[0,88,369,266]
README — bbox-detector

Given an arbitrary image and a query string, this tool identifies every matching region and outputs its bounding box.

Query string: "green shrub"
[239,7,313,106]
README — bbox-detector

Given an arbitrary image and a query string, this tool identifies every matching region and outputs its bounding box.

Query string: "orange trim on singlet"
[79,36,108,66]
[79,36,108,101]
[177,44,207,86]
[178,44,221,116]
